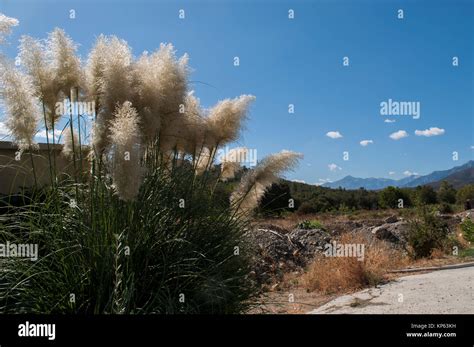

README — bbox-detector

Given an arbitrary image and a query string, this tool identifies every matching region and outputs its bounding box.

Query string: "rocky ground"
[247,210,473,286]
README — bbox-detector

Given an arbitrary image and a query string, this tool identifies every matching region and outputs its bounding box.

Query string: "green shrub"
[297,219,325,230]
[258,183,296,216]
[378,186,411,209]
[460,219,474,243]
[438,181,456,204]
[438,202,454,214]
[407,207,449,259]
[456,184,474,205]
[414,185,437,206]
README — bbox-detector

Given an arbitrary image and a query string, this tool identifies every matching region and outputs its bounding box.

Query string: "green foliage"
[438,181,457,204]
[438,202,454,214]
[459,247,474,258]
[414,185,437,206]
[288,182,379,213]
[258,183,297,216]
[0,166,257,314]
[280,180,470,216]
[460,219,474,243]
[378,186,411,209]
[407,207,449,259]
[456,184,474,205]
[297,219,325,230]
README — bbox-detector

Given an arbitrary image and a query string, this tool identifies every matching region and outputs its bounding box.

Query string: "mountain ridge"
[322,160,473,190]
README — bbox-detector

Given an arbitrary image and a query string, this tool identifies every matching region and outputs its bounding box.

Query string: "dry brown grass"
[429,248,446,259]
[301,233,408,294]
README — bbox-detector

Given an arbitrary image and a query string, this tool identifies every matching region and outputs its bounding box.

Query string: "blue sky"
[0,0,473,184]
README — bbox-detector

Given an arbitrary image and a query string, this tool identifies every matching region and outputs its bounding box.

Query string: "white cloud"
[360,139,373,147]
[384,119,396,123]
[403,170,418,176]
[389,171,396,175]
[291,179,306,184]
[471,145,474,150]
[328,163,341,172]
[389,130,408,140]
[36,129,62,141]
[315,178,332,186]
[326,131,343,139]
[414,127,445,137]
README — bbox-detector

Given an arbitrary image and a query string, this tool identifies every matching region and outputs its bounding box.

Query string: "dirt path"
[308,267,474,314]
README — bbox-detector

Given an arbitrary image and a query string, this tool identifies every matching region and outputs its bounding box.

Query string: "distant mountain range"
[322,160,473,190]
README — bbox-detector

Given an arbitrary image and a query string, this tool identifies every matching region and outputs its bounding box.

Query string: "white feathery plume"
[108,101,143,201]
[230,150,302,216]
[220,147,248,181]
[91,36,133,154]
[46,28,83,97]
[0,58,40,151]
[61,128,80,159]
[100,36,133,110]
[169,91,207,155]
[19,35,59,126]
[0,13,18,44]
[133,43,189,145]
[85,34,108,108]
[206,94,255,149]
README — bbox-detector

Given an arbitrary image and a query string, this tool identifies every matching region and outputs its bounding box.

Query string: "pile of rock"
[247,212,470,285]
[369,216,409,245]
[245,226,331,284]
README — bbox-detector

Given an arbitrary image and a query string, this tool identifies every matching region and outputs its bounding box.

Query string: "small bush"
[438,181,456,204]
[438,202,454,214]
[297,219,325,230]
[456,184,474,205]
[258,183,296,216]
[407,207,449,259]
[378,186,411,209]
[414,185,437,206]
[460,219,474,243]
[301,233,406,294]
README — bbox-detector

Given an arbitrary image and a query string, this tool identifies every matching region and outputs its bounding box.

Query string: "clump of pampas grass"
[230,150,303,216]
[0,17,303,314]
